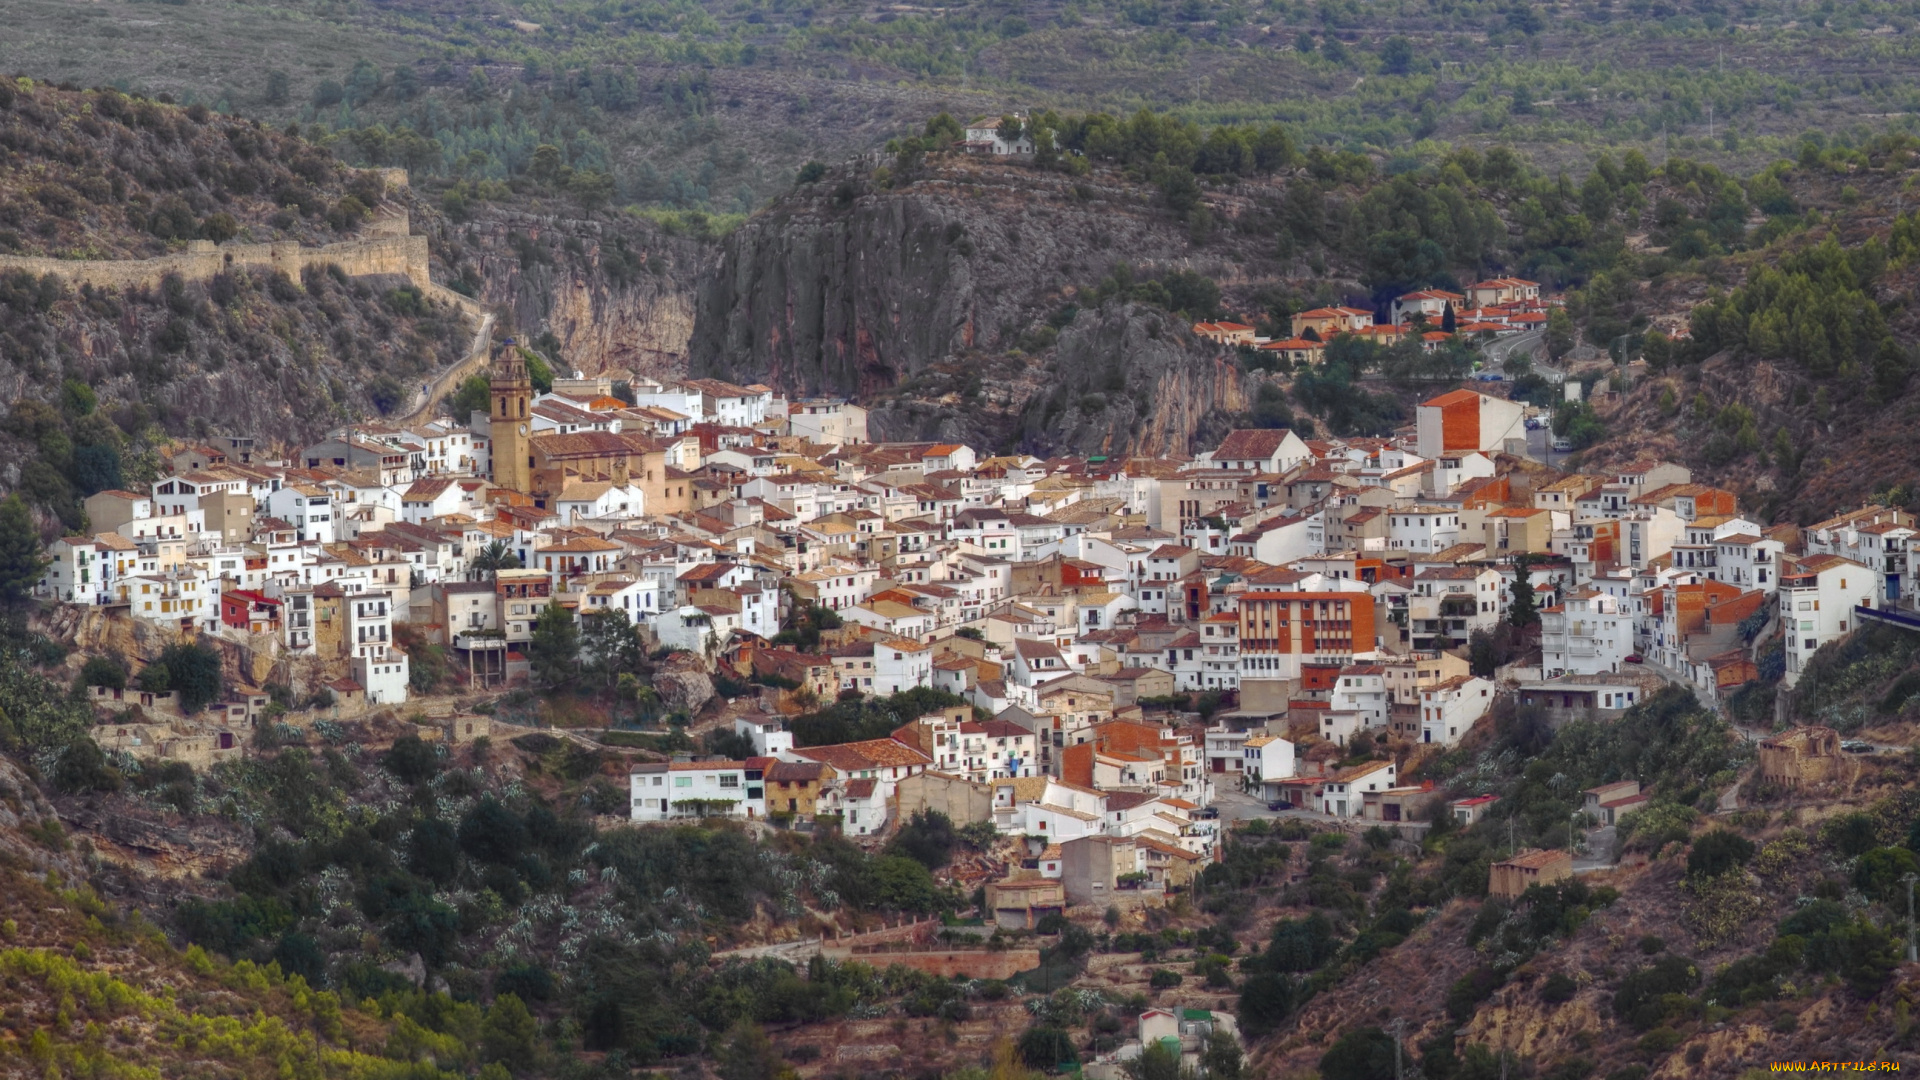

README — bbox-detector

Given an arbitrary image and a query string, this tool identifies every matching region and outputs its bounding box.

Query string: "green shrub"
[1613,956,1699,1031]
[382,733,440,785]
[1686,830,1754,878]
[1636,1027,1681,1054]
[80,655,126,691]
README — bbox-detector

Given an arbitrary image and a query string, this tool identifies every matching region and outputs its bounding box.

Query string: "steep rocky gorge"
[428,207,714,381]
[690,157,1271,454]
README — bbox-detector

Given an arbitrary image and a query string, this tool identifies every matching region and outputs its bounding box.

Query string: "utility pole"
[1390,1017,1406,1080]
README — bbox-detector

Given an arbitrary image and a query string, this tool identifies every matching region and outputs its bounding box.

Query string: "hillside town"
[33,321,1919,914]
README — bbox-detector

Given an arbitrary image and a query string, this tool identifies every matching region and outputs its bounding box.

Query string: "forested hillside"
[11,0,1920,224]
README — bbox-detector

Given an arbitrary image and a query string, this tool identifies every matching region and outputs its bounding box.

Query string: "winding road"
[397,290,495,427]
[1480,328,1563,382]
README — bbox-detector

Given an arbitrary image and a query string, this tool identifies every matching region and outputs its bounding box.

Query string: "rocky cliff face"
[427,208,712,380]
[1010,303,1253,457]
[690,156,1265,454]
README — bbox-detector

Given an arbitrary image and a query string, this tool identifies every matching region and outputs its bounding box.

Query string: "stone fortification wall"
[0,217,430,293]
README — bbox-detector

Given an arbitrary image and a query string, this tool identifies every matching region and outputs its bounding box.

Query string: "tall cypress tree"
[0,495,47,603]
[1509,553,1539,628]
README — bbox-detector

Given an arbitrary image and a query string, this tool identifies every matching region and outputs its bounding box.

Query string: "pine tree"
[479,993,538,1073]
[528,601,580,691]
[1441,301,1457,333]
[0,495,47,603]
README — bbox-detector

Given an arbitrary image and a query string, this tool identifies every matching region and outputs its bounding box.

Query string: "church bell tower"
[490,345,533,494]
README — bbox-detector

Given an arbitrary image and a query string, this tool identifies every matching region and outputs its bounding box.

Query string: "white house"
[734,715,795,757]
[962,114,1036,155]
[843,601,935,641]
[265,484,336,544]
[39,534,137,605]
[837,777,888,836]
[871,638,935,695]
[629,761,762,822]
[1541,588,1633,677]
[553,481,646,522]
[1804,506,1916,608]
[1392,288,1466,326]
[580,578,661,619]
[1241,735,1296,798]
[1210,428,1312,474]
[1781,554,1878,687]
[1320,760,1397,818]
[400,479,466,524]
[1332,663,1391,729]
[1389,507,1463,553]
[347,590,396,660]
[351,651,411,706]
[1419,675,1496,746]
[117,569,219,633]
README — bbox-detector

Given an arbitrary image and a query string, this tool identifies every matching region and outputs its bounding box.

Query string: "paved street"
[1481,328,1546,375]
[1212,786,1349,827]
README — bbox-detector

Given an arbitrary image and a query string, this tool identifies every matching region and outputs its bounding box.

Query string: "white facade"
[1419,676,1496,745]
[1331,666,1390,729]
[1781,556,1878,687]
[735,716,795,757]
[629,762,761,822]
[1241,736,1295,786]
[1320,762,1397,818]
[872,639,935,695]
[1541,589,1633,677]
[266,486,336,544]
[1389,508,1463,553]
[352,651,411,706]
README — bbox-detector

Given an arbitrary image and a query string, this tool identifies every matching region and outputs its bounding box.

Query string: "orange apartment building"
[1237,591,1378,685]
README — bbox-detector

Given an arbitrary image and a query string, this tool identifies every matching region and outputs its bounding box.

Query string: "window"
[675,776,692,788]
[719,774,740,788]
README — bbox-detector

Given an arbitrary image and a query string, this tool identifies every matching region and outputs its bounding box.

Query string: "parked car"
[1842,740,1876,754]
[1624,654,1644,664]
[1195,806,1220,819]
[1551,435,1575,452]
[1267,800,1287,812]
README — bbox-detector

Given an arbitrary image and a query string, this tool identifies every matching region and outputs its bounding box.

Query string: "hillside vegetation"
[0,79,393,259]
[1573,148,1920,522]
[10,0,1920,224]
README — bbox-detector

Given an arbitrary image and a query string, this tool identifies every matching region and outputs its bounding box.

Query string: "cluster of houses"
[38,343,1914,897]
[1194,279,1554,363]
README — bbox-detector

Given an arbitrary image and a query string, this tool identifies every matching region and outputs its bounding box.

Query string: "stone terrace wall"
[0,217,430,292]
[821,946,1041,980]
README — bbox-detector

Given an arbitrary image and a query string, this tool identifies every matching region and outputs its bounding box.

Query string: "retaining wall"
[819,947,1041,980]
[0,219,431,292]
